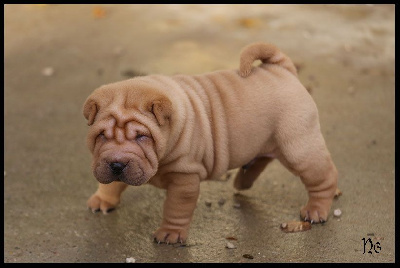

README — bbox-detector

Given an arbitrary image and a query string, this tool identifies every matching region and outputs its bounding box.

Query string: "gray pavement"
[4,4,395,263]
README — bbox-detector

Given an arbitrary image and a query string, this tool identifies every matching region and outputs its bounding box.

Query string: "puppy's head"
[83,79,172,186]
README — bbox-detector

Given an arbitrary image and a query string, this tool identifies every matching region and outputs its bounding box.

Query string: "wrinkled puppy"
[83,42,338,244]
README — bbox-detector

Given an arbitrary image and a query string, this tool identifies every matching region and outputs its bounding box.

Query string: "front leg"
[87,181,128,214]
[153,173,200,244]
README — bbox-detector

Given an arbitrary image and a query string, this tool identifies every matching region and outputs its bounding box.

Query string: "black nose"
[109,162,126,175]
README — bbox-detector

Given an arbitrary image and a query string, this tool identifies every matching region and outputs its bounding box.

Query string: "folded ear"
[83,96,98,126]
[148,98,172,126]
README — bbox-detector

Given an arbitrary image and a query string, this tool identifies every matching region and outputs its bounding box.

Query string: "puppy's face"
[83,81,172,186]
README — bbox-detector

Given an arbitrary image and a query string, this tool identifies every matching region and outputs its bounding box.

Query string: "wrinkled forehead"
[91,110,152,135]
[106,120,151,140]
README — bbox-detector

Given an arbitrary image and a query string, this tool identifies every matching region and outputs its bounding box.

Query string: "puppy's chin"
[95,174,149,186]
[116,172,150,186]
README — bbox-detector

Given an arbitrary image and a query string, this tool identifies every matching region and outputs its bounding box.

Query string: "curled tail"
[239,42,298,78]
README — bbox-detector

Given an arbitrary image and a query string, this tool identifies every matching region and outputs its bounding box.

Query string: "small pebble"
[302,30,312,39]
[121,69,146,78]
[226,242,236,249]
[333,208,342,217]
[92,6,106,19]
[280,222,287,229]
[125,257,136,263]
[218,198,226,206]
[238,18,260,28]
[344,44,353,52]
[42,67,54,76]
[113,46,123,56]
[347,86,355,94]
[233,203,241,209]
[205,201,212,207]
[243,254,254,259]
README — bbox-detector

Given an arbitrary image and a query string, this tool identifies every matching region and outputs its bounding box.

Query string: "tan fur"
[83,42,338,244]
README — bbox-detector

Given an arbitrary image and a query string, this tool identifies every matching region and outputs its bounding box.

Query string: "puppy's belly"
[228,152,276,170]
[226,128,277,170]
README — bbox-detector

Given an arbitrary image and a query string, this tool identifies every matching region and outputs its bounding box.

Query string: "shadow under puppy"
[83,42,338,244]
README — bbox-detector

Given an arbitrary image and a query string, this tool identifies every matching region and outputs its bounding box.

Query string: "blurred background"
[4,4,395,263]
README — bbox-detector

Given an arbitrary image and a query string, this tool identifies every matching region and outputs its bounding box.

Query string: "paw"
[86,194,118,214]
[300,197,332,223]
[153,226,188,244]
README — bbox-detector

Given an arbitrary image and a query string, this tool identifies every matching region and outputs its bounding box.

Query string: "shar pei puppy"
[83,42,338,244]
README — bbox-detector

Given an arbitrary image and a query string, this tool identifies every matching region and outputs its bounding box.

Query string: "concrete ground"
[4,4,395,263]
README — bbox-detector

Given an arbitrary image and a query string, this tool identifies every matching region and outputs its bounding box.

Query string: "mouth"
[94,161,148,186]
[117,170,147,186]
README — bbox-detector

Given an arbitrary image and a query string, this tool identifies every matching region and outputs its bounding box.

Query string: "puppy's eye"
[97,131,106,140]
[135,133,151,142]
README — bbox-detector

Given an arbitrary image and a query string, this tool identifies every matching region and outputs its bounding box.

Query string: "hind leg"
[277,132,338,223]
[234,157,274,190]
[298,158,337,223]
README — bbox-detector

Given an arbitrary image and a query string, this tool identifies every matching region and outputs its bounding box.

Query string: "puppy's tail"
[239,42,298,78]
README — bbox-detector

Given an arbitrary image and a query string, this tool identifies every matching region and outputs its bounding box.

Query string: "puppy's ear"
[83,97,98,126]
[148,98,172,126]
